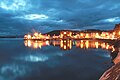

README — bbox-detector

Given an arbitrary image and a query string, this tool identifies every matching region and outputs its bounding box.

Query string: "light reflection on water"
[24,40,115,52]
[0,39,115,80]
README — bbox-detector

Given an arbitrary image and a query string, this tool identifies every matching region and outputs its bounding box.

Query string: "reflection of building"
[24,40,50,49]
[60,40,72,50]
[75,40,115,52]
[24,40,115,52]
[51,40,72,50]
[24,24,120,40]
[114,24,120,38]
[60,30,72,39]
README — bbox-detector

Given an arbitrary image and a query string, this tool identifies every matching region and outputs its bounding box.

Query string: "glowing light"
[95,33,100,38]
[64,40,66,42]
[112,46,115,52]
[46,41,50,45]
[34,32,39,37]
[101,43,106,49]
[95,42,99,48]
[24,34,32,39]
[60,40,63,47]
[24,39,115,52]
[80,43,84,48]
[64,45,67,50]
[24,40,28,46]
[27,40,32,47]
[27,34,31,39]
[106,44,109,50]
[85,40,89,48]
[81,40,83,43]
[24,40,50,49]
[39,43,42,48]
[85,34,89,38]
[80,33,84,38]
[24,29,118,51]
[64,32,67,34]
[33,42,38,49]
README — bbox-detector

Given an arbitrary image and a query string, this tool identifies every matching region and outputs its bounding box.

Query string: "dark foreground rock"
[100,62,120,80]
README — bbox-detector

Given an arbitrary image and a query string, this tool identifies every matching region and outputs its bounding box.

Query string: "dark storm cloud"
[0,0,120,35]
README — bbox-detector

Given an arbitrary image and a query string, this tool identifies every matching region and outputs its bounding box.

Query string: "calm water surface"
[0,39,113,80]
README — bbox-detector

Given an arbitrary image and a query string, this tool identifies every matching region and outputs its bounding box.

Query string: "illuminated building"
[24,24,120,40]
[80,33,85,38]
[60,30,72,39]
[85,33,89,38]
[24,32,51,40]
[24,34,31,39]
[53,34,59,39]
[114,24,120,38]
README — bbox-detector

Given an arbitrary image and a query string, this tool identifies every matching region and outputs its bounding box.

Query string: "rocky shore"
[100,40,120,80]
[100,62,120,80]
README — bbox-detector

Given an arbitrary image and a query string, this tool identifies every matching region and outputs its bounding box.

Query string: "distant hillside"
[0,29,108,38]
[43,30,61,36]
[81,29,104,33]
[44,30,81,36]
[44,29,104,36]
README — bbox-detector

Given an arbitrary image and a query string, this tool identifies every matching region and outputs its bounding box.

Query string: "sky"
[0,0,120,36]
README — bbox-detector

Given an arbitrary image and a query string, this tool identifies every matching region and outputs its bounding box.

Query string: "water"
[0,39,113,80]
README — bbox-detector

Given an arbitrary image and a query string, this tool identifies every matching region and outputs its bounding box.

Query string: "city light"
[24,24,120,52]
[24,40,115,52]
[24,29,119,40]
[24,31,117,40]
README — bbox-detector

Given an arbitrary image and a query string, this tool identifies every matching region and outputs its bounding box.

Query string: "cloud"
[0,0,31,11]
[14,14,49,20]
[0,0,120,35]
[97,17,120,23]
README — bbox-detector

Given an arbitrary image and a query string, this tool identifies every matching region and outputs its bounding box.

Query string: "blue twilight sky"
[0,0,120,35]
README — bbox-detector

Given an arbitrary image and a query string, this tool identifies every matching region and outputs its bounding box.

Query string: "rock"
[99,62,120,80]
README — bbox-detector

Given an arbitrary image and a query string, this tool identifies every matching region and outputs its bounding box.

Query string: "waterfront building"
[60,30,72,39]
[114,24,120,38]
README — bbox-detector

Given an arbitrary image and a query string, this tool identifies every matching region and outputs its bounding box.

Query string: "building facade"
[114,24,120,38]
[60,30,72,39]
